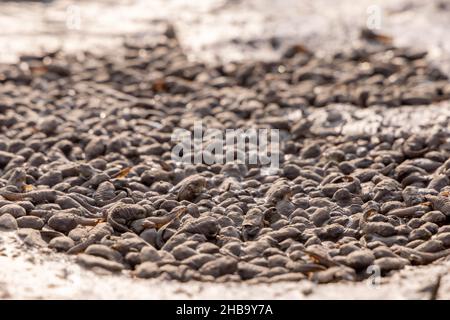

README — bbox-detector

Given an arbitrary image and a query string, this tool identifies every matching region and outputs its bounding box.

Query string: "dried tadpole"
[0,213,18,230]
[285,261,326,274]
[48,211,99,233]
[321,175,361,197]
[374,257,409,273]
[1,29,450,284]
[360,28,393,45]
[344,250,375,270]
[67,223,113,254]
[265,180,291,206]
[145,206,187,230]
[402,135,428,158]
[242,208,264,241]
[106,203,147,233]
[172,175,207,201]
[425,195,450,216]
[56,195,101,217]
[363,234,408,247]
[199,256,238,278]
[84,137,106,160]
[177,216,219,239]
[66,193,103,217]
[112,167,132,179]
[94,181,127,206]
[387,204,430,218]
[363,222,397,237]
[302,245,340,268]
[143,206,187,247]
[0,189,59,203]
[394,246,450,265]
[76,253,124,273]
[310,266,356,283]
[8,168,27,189]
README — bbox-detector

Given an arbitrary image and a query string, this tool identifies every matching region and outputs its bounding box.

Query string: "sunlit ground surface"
[2,231,450,299]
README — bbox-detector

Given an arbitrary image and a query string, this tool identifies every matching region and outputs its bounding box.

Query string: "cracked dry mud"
[1,22,450,291]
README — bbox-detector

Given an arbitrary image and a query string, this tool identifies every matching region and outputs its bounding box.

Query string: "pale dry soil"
[0,0,450,299]
[1,231,450,299]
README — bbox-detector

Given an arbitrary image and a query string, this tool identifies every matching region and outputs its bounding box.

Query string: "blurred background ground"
[1,0,450,299]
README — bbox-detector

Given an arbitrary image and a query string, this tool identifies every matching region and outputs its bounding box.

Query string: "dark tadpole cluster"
[1,26,450,283]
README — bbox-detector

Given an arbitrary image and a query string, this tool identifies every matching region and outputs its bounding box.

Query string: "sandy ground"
[0,0,450,299]
[2,231,450,300]
[1,0,449,70]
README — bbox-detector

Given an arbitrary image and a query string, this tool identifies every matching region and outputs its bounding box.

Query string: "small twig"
[429,275,442,300]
